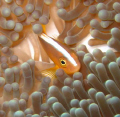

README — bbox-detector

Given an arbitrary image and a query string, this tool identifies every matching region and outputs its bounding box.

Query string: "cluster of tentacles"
[0,0,120,117]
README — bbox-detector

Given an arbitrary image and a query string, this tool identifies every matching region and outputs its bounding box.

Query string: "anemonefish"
[38,33,80,74]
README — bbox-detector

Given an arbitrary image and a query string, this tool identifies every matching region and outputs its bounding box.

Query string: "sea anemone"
[0,0,120,117]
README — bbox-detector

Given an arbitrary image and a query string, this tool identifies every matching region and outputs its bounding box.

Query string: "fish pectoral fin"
[41,66,59,79]
[35,61,55,71]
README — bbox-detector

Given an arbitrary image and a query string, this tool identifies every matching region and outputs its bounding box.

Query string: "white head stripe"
[40,34,77,66]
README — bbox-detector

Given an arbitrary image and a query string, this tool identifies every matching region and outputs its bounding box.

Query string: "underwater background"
[0,0,120,117]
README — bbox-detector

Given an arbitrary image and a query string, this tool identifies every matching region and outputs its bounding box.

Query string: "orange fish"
[38,33,80,74]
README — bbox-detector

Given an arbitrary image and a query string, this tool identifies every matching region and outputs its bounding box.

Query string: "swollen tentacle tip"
[44,0,53,5]
[3,84,13,100]
[24,108,33,115]
[96,0,104,2]
[10,32,19,41]
[56,0,64,8]
[40,111,47,116]
[2,46,13,56]
[57,8,67,18]
[90,29,99,38]
[12,82,19,91]
[70,99,79,108]
[92,48,104,62]
[106,49,116,62]
[12,83,20,99]
[5,68,14,84]
[21,62,34,93]
[14,23,23,32]
[61,0,72,7]
[90,19,99,28]
[0,35,8,46]
[107,38,114,47]
[89,103,101,117]
[75,108,87,117]
[39,76,51,95]
[20,92,29,102]
[73,80,89,99]
[32,24,43,34]
[5,0,13,3]
[0,110,6,117]
[56,68,64,77]
[105,80,120,98]
[32,10,41,20]
[84,0,91,6]
[26,4,35,13]
[0,56,8,63]
[1,63,9,72]
[52,102,67,116]
[76,18,84,28]
[111,28,120,40]
[107,37,120,51]
[43,76,51,84]
[16,0,24,5]
[64,77,73,87]
[73,72,83,82]
[39,15,49,25]
[47,96,58,106]
[61,113,70,117]
[97,3,106,11]
[6,20,15,30]
[115,115,120,117]
[76,44,88,53]
[0,77,5,87]
[89,5,97,14]
[64,36,77,45]
[14,111,25,117]
[113,2,120,13]
[14,7,23,17]
[31,91,43,114]
[9,55,18,64]
[87,73,108,95]
[0,35,12,47]
[1,8,11,18]
[21,62,30,72]
[96,92,114,117]
[98,10,109,20]
[31,114,40,117]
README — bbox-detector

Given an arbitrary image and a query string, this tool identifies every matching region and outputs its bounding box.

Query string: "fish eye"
[60,58,66,67]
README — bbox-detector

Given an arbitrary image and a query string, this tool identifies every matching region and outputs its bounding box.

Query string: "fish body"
[38,33,80,74]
